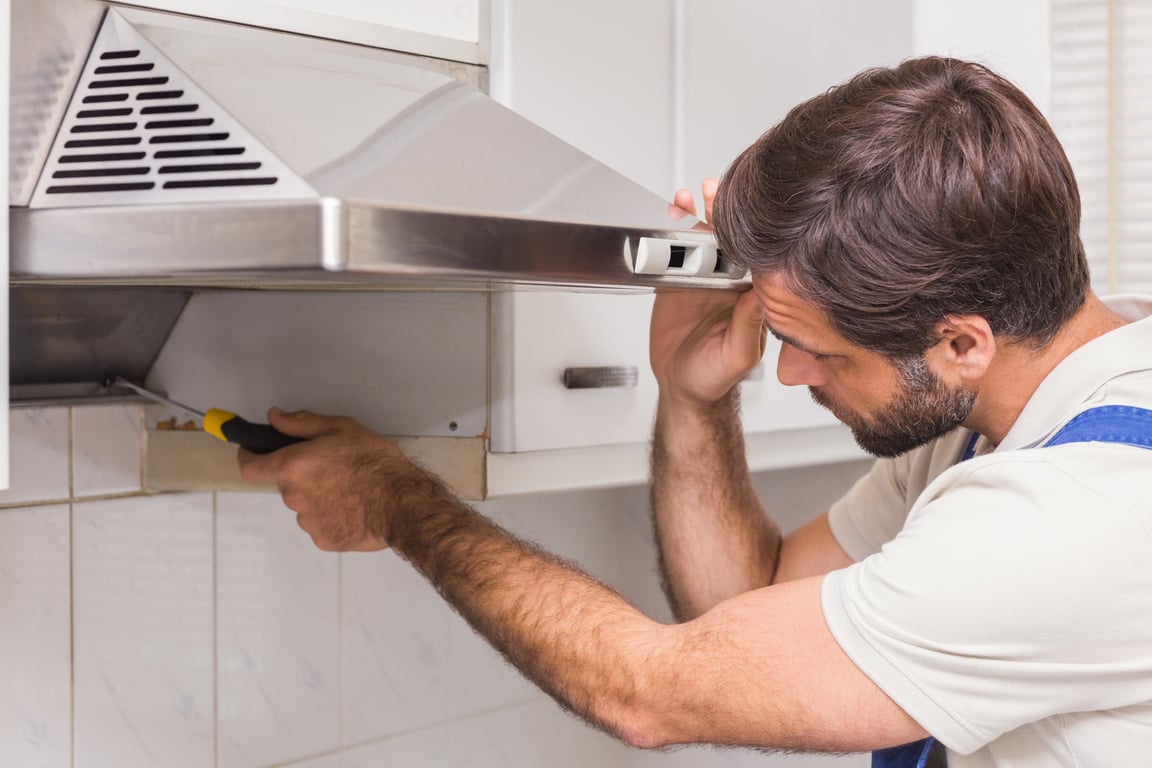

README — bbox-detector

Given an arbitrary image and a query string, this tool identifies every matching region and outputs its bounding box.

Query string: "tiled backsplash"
[1,404,870,768]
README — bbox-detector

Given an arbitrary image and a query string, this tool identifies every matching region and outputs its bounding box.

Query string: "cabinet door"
[683,0,916,188]
[491,292,657,453]
[685,0,914,435]
[489,0,673,453]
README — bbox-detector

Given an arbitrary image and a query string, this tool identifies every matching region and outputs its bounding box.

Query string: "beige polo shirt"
[822,295,1152,767]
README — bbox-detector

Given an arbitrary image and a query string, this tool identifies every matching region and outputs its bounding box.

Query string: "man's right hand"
[650,288,766,407]
[652,179,767,408]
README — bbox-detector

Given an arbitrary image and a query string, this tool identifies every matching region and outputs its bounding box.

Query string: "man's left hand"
[237,408,424,552]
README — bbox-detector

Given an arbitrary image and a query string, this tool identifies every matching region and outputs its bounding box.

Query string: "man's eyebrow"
[765,325,831,358]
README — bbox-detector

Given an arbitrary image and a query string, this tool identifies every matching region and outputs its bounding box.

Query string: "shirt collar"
[997,295,1152,451]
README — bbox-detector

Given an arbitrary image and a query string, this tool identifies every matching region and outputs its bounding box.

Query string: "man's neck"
[967,293,1129,445]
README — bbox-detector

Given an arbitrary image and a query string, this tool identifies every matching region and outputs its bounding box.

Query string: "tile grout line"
[67,406,76,768]
[69,497,76,768]
[213,491,220,768]
[337,551,344,763]
[67,407,74,500]
[259,696,543,768]
[137,403,146,494]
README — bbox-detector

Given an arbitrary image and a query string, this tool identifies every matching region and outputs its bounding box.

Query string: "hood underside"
[11,5,744,291]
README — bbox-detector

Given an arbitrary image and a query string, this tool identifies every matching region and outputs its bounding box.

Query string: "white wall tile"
[72,403,142,497]
[217,492,340,768]
[480,484,672,619]
[0,504,72,768]
[0,408,70,506]
[73,494,214,768]
[629,743,867,768]
[341,548,534,745]
[340,699,629,768]
[284,758,339,768]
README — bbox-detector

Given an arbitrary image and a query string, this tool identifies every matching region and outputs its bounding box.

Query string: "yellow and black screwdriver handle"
[202,409,303,454]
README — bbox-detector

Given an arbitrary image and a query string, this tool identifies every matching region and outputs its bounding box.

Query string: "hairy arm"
[650,184,852,618]
[651,390,781,619]
[651,389,854,618]
[239,411,921,753]
[401,487,922,752]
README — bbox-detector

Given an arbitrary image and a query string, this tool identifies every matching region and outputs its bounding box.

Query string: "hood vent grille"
[32,12,314,208]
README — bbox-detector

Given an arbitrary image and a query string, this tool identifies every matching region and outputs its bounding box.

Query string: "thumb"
[266,407,346,439]
[733,288,765,332]
[701,177,719,222]
[730,289,768,358]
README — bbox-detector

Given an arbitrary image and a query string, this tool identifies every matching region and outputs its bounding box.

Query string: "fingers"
[729,288,768,363]
[701,178,719,222]
[672,188,697,217]
[237,417,403,552]
[267,407,353,439]
[237,444,287,485]
[671,179,719,224]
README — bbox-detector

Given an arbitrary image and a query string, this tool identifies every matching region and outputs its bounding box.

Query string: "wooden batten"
[144,430,489,500]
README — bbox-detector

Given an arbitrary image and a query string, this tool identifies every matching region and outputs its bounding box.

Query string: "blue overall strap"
[872,737,938,768]
[1044,405,1152,449]
[873,431,979,768]
[873,405,1152,768]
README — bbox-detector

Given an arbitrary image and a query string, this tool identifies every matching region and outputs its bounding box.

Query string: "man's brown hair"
[712,56,1089,359]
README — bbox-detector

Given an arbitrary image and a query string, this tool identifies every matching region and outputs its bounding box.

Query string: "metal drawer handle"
[563,366,639,389]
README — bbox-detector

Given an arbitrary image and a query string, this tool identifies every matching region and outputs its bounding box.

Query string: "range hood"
[10,1,747,405]
[10,3,743,290]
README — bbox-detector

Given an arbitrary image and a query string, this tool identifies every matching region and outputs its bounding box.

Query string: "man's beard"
[810,355,976,458]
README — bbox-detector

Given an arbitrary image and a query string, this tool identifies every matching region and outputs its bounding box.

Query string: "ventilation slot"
[83,94,130,104]
[53,168,149,178]
[64,138,142,148]
[31,13,312,208]
[140,105,199,115]
[138,90,185,101]
[154,148,246,159]
[94,63,155,75]
[77,108,132,118]
[46,182,156,194]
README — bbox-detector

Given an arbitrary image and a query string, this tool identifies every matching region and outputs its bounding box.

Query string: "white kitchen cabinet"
[681,0,916,189]
[489,0,917,457]
[487,0,674,454]
[115,0,485,64]
[490,291,658,453]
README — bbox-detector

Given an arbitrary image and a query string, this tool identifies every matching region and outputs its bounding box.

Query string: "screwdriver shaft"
[112,377,206,419]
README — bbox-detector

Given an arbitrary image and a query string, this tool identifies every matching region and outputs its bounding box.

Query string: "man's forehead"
[750,272,843,346]
[751,272,817,320]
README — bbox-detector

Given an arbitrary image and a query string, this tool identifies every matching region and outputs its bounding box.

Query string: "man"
[240,57,1152,766]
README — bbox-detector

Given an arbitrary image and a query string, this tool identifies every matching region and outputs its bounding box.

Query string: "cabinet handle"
[563,366,639,389]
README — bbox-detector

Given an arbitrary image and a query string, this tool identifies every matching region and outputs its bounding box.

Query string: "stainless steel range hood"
[10,1,745,404]
[10,3,742,290]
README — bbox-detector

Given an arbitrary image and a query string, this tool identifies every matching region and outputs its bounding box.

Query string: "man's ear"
[926,315,996,386]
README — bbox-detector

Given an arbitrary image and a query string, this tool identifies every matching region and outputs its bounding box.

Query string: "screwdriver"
[109,377,302,454]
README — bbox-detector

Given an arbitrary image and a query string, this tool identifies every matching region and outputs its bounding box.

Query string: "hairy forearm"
[651,390,782,621]
[385,472,665,745]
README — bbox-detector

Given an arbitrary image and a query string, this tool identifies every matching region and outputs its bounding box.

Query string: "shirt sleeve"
[821,454,1152,754]
[827,454,911,561]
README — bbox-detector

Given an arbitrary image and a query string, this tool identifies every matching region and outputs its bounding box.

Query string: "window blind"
[1051,0,1152,294]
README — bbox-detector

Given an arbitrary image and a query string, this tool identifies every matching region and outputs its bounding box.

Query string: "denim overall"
[872,405,1152,768]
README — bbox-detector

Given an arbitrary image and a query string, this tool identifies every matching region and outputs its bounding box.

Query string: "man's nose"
[776,343,827,387]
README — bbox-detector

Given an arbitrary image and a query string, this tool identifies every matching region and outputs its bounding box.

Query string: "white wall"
[913,0,1051,113]
[0,403,872,767]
